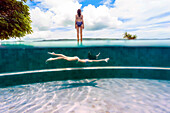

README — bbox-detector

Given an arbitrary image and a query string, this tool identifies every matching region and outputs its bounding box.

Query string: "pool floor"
[0,78,169,113]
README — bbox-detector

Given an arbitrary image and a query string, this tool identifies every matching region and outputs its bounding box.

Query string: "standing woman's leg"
[76,26,79,42]
[80,26,83,42]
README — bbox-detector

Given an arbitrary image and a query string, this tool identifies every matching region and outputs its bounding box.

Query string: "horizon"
[10,0,170,40]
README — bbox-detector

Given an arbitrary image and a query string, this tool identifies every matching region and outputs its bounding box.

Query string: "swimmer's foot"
[105,58,109,63]
[46,58,53,62]
[48,52,55,55]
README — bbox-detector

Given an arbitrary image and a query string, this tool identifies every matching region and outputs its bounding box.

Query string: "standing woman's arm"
[82,15,84,29]
[75,15,77,29]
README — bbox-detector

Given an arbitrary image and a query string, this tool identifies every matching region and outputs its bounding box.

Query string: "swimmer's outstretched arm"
[48,52,66,57]
[78,58,109,63]
[90,58,109,63]
[96,52,100,57]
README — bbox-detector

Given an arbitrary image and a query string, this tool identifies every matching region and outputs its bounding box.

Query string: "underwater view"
[1,0,170,112]
[0,79,169,113]
[0,40,170,113]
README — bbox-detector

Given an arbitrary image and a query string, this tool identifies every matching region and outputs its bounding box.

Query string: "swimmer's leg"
[53,54,67,57]
[48,52,67,57]
[46,57,64,62]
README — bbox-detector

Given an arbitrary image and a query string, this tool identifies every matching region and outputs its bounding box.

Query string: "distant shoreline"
[27,38,170,41]
[1,38,170,42]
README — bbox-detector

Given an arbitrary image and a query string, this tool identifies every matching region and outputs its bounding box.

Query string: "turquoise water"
[0,79,169,113]
[1,39,170,47]
[0,40,170,87]
[0,40,170,112]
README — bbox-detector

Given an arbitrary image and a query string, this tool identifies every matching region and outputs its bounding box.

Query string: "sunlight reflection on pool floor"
[0,78,169,113]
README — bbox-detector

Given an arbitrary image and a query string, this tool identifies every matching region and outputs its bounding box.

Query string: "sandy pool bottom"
[0,78,169,113]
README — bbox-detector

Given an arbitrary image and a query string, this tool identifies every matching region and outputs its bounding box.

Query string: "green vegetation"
[123,32,137,40]
[0,0,33,40]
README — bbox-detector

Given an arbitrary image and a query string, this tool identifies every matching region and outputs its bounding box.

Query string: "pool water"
[0,78,169,113]
[1,39,170,47]
[0,40,170,112]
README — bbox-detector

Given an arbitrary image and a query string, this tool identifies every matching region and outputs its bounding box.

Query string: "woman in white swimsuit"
[75,9,84,42]
[46,52,109,63]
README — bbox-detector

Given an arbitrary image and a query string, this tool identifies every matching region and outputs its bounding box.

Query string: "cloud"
[146,12,170,21]
[30,7,54,31]
[111,0,170,24]
[25,0,170,40]
[109,0,170,38]
[24,29,77,40]
[83,4,122,30]
[30,0,81,30]
[30,0,122,32]
[100,0,113,6]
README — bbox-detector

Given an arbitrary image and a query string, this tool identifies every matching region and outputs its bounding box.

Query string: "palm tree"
[132,35,137,39]
[123,32,128,39]
[123,32,137,40]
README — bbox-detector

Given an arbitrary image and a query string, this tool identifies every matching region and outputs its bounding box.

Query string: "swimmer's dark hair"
[77,9,81,17]
[88,51,98,60]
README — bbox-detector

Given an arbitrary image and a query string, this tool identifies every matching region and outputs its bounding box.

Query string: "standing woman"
[75,9,84,42]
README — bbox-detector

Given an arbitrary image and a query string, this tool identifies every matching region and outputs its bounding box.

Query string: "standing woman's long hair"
[77,9,81,17]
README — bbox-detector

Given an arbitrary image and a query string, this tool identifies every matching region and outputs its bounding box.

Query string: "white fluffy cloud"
[83,4,122,30]
[30,0,81,30]
[25,0,170,40]
[111,0,170,39]
[30,7,54,31]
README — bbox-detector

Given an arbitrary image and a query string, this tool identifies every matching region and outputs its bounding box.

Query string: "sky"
[22,0,170,40]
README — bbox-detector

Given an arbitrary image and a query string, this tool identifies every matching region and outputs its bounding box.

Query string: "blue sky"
[24,0,170,40]
[79,0,116,8]
[27,0,116,9]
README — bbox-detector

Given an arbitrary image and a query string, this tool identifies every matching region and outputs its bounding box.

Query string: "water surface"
[1,39,170,47]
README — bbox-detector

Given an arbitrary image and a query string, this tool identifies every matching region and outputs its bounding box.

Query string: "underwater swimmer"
[46,52,109,63]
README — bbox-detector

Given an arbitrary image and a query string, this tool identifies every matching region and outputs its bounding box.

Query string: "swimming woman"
[75,9,84,42]
[46,52,109,63]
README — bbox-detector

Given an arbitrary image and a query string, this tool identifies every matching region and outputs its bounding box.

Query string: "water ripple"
[0,79,169,113]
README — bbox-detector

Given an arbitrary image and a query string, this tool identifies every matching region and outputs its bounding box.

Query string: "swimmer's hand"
[97,52,100,57]
[105,58,109,63]
[48,52,55,55]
